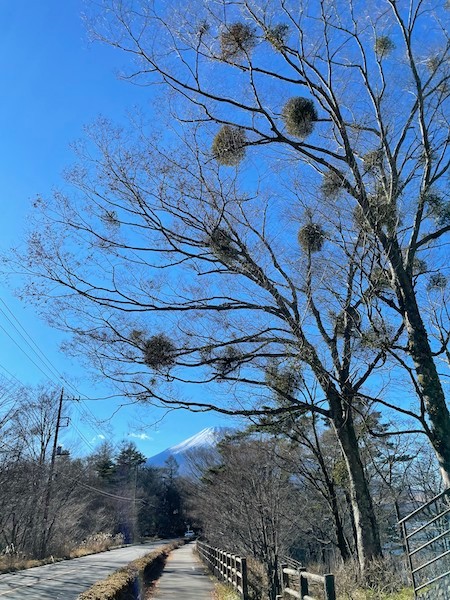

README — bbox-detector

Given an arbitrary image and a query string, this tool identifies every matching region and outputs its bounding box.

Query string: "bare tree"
[85,0,450,481]
[192,435,298,600]
[18,124,390,568]
[11,0,450,573]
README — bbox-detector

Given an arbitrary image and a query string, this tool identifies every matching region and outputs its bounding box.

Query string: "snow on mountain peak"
[169,427,226,454]
[145,426,233,473]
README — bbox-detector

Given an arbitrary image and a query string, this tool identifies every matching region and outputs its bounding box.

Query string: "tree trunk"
[327,482,352,562]
[308,350,383,573]
[329,395,382,573]
[403,299,450,488]
[267,554,281,600]
[389,249,450,488]
[314,436,353,562]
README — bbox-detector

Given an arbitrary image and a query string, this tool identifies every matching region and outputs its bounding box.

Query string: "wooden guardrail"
[278,563,336,600]
[197,540,248,599]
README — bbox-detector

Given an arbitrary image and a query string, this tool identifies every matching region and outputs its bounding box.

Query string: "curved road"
[0,540,174,599]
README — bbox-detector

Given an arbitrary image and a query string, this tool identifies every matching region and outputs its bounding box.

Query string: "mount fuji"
[145,426,233,474]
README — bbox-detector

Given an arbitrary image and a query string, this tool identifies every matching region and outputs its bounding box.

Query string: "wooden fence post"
[281,563,288,592]
[299,568,309,599]
[324,574,336,600]
[195,541,249,600]
[241,557,249,600]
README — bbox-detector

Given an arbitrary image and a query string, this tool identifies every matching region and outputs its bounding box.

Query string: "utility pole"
[40,388,64,559]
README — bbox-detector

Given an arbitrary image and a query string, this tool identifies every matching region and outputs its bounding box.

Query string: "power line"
[69,420,96,452]
[0,299,110,439]
[0,299,130,451]
[0,300,68,386]
[0,323,60,384]
[60,472,146,504]
[0,298,81,396]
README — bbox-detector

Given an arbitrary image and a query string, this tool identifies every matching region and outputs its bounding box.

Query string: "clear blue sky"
[0,1,234,458]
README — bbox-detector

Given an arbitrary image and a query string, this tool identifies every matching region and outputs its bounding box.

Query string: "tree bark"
[403,300,450,488]
[313,434,353,562]
[327,481,352,562]
[329,394,382,573]
[388,244,450,488]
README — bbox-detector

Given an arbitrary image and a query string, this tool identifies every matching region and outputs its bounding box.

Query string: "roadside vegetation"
[78,541,181,600]
[213,582,241,600]
[0,390,188,571]
[0,533,124,575]
[2,0,449,598]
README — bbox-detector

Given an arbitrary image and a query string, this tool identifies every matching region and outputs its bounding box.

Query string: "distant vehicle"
[184,530,196,541]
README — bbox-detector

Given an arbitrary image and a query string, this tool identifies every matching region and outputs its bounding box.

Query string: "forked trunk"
[329,394,382,573]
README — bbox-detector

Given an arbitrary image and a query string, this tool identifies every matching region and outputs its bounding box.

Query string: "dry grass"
[333,557,413,600]
[78,541,182,600]
[69,533,125,558]
[0,533,126,574]
[212,581,241,600]
[247,557,269,600]
[0,556,56,574]
[337,589,413,600]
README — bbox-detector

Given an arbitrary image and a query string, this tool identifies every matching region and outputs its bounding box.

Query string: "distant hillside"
[146,426,233,474]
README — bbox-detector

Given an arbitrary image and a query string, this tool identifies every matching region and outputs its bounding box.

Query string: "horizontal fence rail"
[197,540,248,599]
[278,564,336,600]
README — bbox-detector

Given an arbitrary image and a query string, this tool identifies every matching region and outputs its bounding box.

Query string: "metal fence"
[197,540,248,599]
[399,488,450,598]
[278,564,336,600]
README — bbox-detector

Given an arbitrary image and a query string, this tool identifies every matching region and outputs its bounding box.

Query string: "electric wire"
[0,322,59,384]
[0,300,69,387]
[0,299,109,436]
[0,299,139,461]
[70,420,96,452]
[58,469,146,504]
[0,298,110,434]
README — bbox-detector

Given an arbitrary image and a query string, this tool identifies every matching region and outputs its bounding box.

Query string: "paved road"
[0,540,174,599]
[154,543,214,600]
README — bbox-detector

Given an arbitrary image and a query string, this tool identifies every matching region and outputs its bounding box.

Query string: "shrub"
[265,24,289,50]
[363,149,384,172]
[75,533,124,555]
[215,346,243,377]
[321,170,344,198]
[265,361,301,399]
[78,542,181,600]
[207,227,240,262]
[427,273,447,290]
[353,197,397,232]
[334,556,413,599]
[425,191,450,226]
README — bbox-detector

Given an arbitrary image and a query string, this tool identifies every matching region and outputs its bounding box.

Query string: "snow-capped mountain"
[146,426,233,473]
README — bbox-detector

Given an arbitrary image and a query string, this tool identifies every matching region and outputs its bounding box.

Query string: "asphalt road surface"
[153,544,214,600]
[0,539,174,599]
